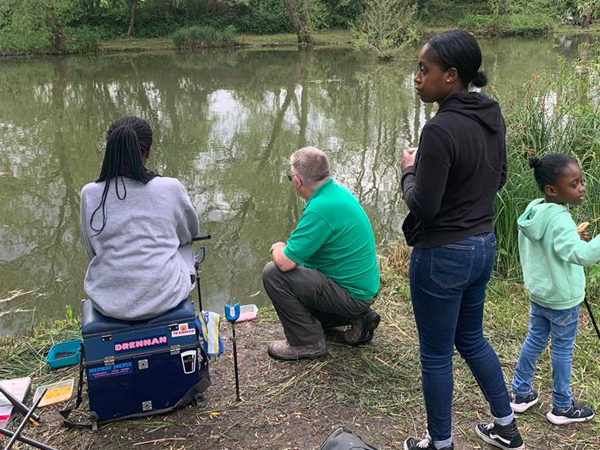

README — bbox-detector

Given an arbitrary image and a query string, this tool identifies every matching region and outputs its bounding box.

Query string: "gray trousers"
[262,262,374,346]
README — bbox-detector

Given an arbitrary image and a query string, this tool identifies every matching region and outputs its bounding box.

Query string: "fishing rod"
[192,234,211,311]
[583,297,600,342]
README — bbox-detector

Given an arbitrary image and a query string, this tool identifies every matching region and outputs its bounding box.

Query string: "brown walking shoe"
[267,339,327,361]
[343,310,381,346]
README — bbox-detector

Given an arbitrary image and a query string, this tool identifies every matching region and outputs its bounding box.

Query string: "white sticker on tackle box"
[171,323,196,338]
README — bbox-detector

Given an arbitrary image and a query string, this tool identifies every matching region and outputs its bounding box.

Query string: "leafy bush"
[172,25,237,49]
[417,0,489,26]
[507,13,555,35]
[0,0,51,52]
[458,13,554,36]
[0,29,50,53]
[233,0,294,34]
[65,27,99,54]
[322,0,365,28]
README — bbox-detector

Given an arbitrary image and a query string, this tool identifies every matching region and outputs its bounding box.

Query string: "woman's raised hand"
[400,148,417,173]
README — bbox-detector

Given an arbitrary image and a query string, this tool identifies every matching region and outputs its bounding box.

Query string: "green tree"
[0,0,74,52]
[283,0,314,44]
[353,0,419,58]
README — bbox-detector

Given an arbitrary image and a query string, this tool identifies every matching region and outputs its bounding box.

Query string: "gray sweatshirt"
[80,176,199,321]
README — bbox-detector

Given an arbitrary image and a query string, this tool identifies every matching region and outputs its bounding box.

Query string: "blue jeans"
[512,302,579,408]
[409,233,512,443]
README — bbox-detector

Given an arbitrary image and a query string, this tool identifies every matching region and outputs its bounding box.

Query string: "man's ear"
[544,184,558,198]
[293,175,302,190]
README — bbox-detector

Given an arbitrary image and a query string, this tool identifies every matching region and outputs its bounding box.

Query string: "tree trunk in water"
[283,0,313,44]
[127,0,137,37]
[45,11,63,53]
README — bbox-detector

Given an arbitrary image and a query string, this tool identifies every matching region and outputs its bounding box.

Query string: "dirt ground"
[4,288,600,450]
[9,319,408,450]
[4,314,465,450]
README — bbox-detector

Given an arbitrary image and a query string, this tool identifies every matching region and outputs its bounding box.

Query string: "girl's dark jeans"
[409,232,512,442]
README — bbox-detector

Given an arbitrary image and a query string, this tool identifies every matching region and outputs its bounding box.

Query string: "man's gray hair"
[290,147,330,186]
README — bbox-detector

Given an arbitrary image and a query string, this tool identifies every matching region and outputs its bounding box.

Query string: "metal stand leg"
[232,324,241,401]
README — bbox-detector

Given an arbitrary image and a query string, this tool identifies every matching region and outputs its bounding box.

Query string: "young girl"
[80,116,199,321]
[511,154,595,425]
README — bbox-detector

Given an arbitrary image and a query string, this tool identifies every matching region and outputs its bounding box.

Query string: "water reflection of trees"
[0,40,573,332]
[0,58,90,334]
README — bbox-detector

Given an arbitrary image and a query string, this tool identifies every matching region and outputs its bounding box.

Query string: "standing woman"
[80,116,199,321]
[400,31,524,450]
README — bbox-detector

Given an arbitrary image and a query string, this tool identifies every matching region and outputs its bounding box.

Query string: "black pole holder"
[231,323,241,401]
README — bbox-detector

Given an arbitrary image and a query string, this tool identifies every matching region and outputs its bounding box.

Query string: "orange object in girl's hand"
[577,221,590,233]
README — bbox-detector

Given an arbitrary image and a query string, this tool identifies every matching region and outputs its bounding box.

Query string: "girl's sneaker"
[510,390,539,413]
[546,399,594,425]
[475,420,524,450]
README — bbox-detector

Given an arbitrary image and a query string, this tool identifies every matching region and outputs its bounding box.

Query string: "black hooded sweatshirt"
[401,92,506,248]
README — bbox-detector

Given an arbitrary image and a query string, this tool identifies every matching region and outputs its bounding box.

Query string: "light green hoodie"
[518,199,600,310]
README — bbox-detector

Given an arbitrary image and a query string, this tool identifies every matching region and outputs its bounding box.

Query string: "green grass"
[374,243,600,447]
[238,29,354,46]
[97,37,174,53]
[494,52,600,278]
[95,30,354,54]
[0,315,80,383]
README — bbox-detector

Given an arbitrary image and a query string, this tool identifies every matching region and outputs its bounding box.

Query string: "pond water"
[0,34,591,334]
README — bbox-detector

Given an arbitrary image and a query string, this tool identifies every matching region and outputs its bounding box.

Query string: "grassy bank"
[95,30,354,54]
[494,50,600,278]
[1,244,599,449]
[94,25,579,55]
[95,24,599,56]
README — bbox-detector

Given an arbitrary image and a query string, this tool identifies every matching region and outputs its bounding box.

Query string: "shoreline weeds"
[1,243,599,449]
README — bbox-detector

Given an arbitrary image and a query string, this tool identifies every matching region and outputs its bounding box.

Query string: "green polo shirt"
[284,178,380,300]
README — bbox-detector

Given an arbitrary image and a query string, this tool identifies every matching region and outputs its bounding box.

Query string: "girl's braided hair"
[90,116,154,234]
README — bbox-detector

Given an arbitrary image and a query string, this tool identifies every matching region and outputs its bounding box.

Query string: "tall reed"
[495,52,600,277]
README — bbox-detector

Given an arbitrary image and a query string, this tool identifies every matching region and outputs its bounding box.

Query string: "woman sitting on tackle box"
[80,116,199,321]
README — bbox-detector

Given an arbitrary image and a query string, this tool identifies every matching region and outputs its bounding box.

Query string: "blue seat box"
[82,298,208,423]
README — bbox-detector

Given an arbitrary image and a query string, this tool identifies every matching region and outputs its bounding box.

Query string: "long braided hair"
[90,116,155,235]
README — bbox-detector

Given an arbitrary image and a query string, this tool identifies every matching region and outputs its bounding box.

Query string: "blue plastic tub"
[46,339,82,369]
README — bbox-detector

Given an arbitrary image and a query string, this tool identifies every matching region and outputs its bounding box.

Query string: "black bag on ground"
[320,427,379,450]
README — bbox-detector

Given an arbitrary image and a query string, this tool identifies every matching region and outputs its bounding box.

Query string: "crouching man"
[263,147,380,361]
